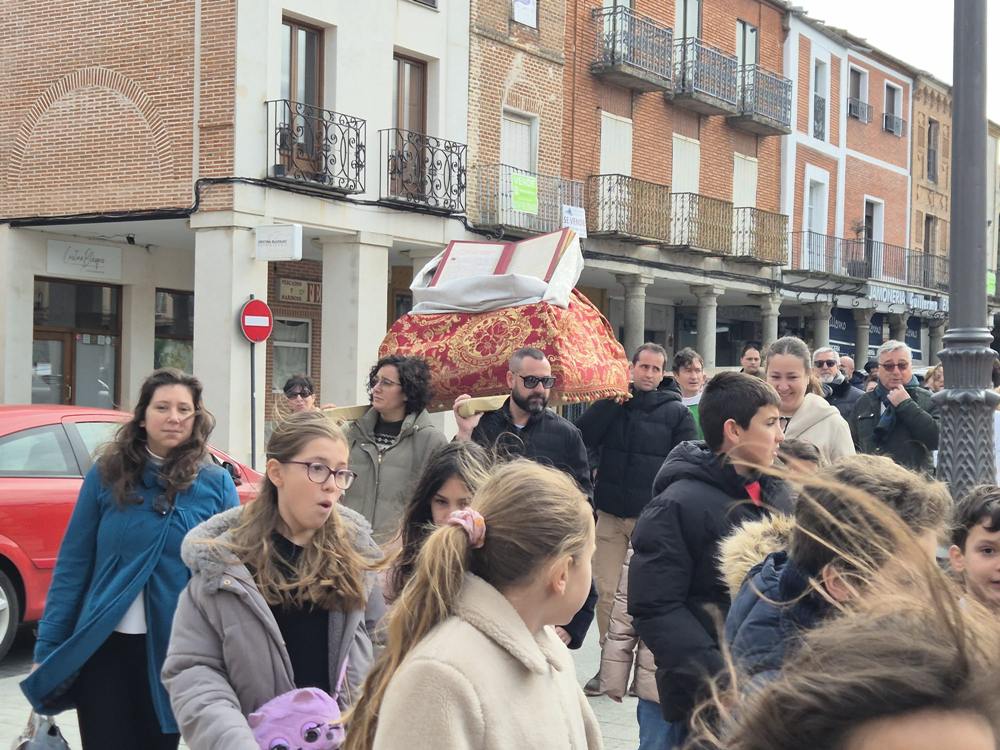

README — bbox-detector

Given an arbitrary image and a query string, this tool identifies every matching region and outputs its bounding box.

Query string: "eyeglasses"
[880,362,911,372]
[514,373,557,389]
[285,389,313,399]
[281,461,358,490]
[370,377,401,390]
[814,360,839,369]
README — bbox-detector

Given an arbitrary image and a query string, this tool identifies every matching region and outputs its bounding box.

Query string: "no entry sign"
[240,298,273,343]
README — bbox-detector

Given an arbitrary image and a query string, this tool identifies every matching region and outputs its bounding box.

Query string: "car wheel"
[0,569,20,663]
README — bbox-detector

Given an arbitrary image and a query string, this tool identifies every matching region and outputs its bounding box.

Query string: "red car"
[0,405,262,662]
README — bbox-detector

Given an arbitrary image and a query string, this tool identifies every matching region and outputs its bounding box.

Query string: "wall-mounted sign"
[278,278,322,305]
[510,173,538,215]
[905,316,923,359]
[255,224,303,261]
[868,283,945,313]
[46,240,122,280]
[561,205,587,238]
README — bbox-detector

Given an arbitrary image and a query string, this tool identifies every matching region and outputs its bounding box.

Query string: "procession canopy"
[380,230,631,411]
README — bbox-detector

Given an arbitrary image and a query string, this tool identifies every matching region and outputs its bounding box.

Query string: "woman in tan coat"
[345,460,603,750]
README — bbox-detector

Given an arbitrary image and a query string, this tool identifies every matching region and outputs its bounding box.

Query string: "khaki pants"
[593,509,636,642]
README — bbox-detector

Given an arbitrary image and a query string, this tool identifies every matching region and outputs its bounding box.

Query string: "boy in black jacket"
[628,372,791,747]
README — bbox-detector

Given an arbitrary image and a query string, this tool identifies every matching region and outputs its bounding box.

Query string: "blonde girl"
[346,460,603,750]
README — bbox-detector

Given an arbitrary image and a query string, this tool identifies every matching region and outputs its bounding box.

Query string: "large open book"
[429,229,576,287]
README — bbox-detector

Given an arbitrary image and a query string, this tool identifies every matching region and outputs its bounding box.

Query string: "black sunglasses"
[514,373,556,389]
[814,359,839,368]
[285,389,313,399]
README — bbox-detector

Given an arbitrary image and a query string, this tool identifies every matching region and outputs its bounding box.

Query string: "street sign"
[240,298,273,343]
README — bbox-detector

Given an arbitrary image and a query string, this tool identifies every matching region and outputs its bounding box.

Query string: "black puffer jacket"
[628,442,792,722]
[825,376,864,420]
[472,399,593,498]
[576,384,697,518]
[849,386,939,474]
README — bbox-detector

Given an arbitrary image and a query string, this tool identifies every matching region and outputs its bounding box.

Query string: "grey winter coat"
[344,407,448,541]
[161,505,385,750]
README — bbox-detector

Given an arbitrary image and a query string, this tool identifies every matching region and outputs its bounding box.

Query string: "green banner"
[989,272,997,296]
[510,173,539,215]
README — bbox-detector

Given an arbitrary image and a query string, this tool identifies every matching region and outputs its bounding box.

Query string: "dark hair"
[699,371,780,452]
[98,368,214,506]
[790,454,951,577]
[632,342,668,367]
[951,485,1000,550]
[389,442,491,600]
[368,355,434,415]
[991,359,1000,388]
[777,439,821,466]
[282,373,314,396]
[866,371,880,384]
[740,342,762,358]
[509,347,547,370]
[673,347,704,372]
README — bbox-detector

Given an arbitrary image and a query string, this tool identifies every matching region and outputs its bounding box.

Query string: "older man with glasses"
[848,340,939,473]
[813,346,864,420]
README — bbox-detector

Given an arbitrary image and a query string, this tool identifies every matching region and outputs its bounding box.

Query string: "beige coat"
[784,393,855,465]
[598,548,657,703]
[374,574,603,750]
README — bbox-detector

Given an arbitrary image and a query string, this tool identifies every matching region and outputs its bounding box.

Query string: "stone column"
[807,301,834,350]
[888,313,907,342]
[407,247,443,283]
[928,319,946,365]
[691,285,724,369]
[0,225,33,403]
[192,226,269,464]
[752,292,782,350]
[853,308,874,363]
[617,273,655,360]
[321,232,391,408]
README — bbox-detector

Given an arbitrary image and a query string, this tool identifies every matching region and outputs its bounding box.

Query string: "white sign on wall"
[561,205,588,238]
[254,224,303,261]
[46,240,123,280]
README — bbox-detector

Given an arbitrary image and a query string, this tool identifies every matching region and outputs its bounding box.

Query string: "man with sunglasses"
[849,340,939,474]
[813,346,863,420]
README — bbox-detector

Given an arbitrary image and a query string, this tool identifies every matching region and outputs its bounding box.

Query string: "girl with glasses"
[163,410,386,749]
[22,369,239,750]
[344,355,448,542]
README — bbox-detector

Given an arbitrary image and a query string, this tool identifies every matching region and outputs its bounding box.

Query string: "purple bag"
[248,660,349,750]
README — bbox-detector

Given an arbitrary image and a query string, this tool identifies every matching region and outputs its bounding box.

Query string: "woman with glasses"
[163,409,385,749]
[764,337,855,465]
[282,374,318,412]
[344,354,448,541]
[21,369,239,750]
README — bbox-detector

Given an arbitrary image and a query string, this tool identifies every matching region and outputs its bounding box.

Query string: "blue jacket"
[724,551,831,686]
[21,460,239,733]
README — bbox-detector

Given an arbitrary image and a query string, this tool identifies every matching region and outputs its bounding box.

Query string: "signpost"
[239,297,273,469]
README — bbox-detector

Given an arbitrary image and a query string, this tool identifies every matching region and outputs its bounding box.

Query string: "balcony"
[469,164,584,235]
[907,251,950,292]
[728,64,792,136]
[586,174,671,242]
[671,37,738,115]
[789,232,941,289]
[732,207,788,264]
[813,94,826,140]
[665,192,734,255]
[590,5,674,93]
[883,113,905,137]
[847,97,873,123]
[379,129,467,213]
[266,99,365,193]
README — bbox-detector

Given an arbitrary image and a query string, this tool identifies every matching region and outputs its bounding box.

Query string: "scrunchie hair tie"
[447,508,486,549]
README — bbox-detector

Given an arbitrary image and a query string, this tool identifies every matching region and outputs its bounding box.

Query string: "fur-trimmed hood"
[718,513,796,598]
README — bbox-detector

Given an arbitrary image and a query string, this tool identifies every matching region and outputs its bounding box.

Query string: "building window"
[847,67,871,123]
[735,20,757,68]
[927,118,939,183]
[392,54,427,134]
[812,60,827,141]
[883,83,904,136]
[675,0,701,40]
[154,289,194,373]
[272,318,312,392]
[281,19,323,107]
[924,213,937,253]
[501,110,537,171]
[511,0,537,28]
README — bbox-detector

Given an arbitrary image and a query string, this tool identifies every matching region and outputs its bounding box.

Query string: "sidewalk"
[1,624,639,749]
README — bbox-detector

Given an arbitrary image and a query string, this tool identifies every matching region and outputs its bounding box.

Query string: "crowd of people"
[17,334,1000,750]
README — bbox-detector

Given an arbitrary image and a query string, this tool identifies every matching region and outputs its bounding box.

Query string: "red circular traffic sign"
[240,299,273,343]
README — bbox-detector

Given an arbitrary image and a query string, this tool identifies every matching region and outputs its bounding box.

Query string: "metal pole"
[249,294,257,471]
[935,0,997,498]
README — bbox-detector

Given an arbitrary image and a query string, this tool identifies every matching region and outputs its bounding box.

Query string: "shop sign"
[510,173,539,215]
[828,307,856,358]
[278,278,322,305]
[47,240,122,280]
[905,316,923,359]
[254,224,303,262]
[868,283,943,313]
[561,205,587,238]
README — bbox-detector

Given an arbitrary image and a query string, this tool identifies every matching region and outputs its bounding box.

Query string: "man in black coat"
[813,346,863,419]
[454,346,595,648]
[628,372,792,747]
[575,343,697,693]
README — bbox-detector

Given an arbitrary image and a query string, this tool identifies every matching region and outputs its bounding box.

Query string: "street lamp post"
[935,0,998,499]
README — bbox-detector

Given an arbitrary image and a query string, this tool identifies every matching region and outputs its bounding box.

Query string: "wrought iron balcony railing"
[732,207,788,264]
[673,37,738,111]
[847,97,872,123]
[883,112,905,137]
[907,251,950,291]
[469,164,584,235]
[267,99,365,193]
[734,64,792,133]
[586,174,671,242]
[379,128,467,213]
[667,192,734,254]
[813,94,826,140]
[790,231,928,288]
[591,5,673,91]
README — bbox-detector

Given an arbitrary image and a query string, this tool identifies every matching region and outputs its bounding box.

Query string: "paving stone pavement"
[1,623,638,749]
